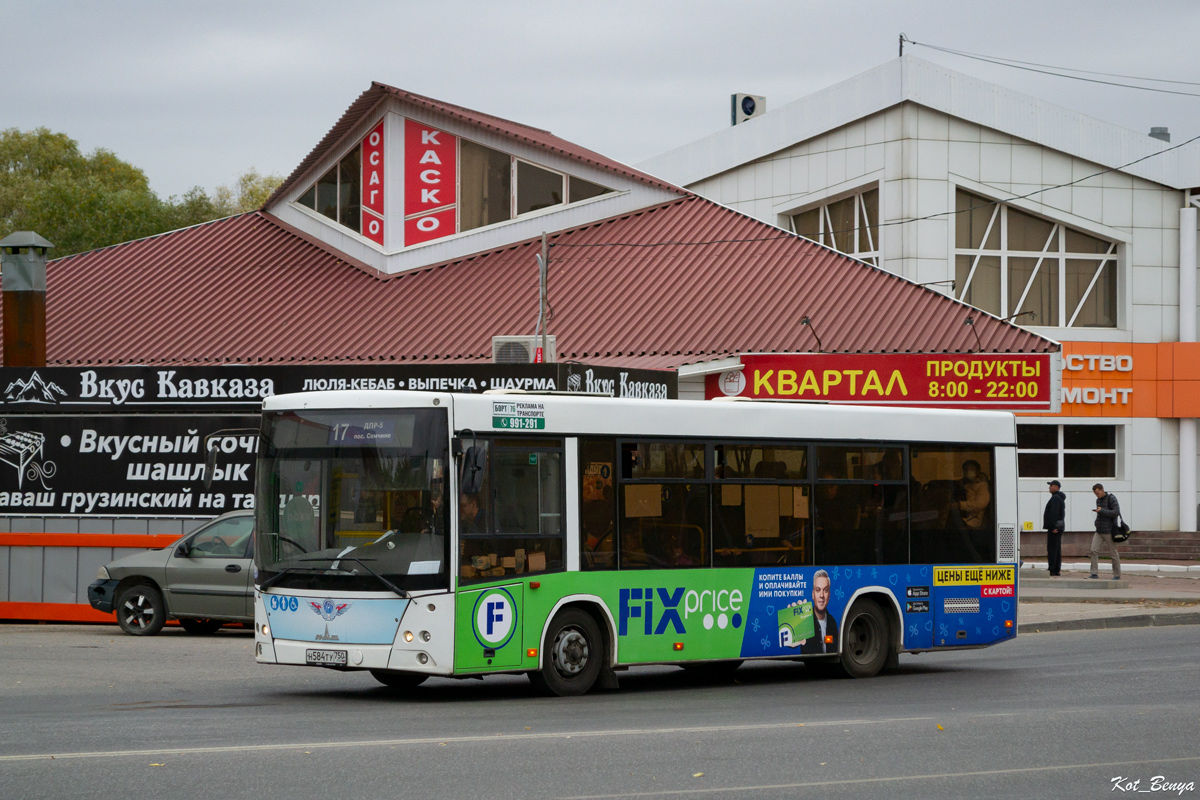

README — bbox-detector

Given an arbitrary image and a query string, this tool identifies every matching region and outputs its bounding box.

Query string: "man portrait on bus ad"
[800,569,839,654]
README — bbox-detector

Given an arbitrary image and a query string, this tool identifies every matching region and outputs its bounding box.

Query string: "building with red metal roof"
[0,80,1064,625]
[18,80,1055,379]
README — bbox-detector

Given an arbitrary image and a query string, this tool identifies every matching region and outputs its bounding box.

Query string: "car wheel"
[179,618,224,635]
[529,608,603,697]
[116,584,166,636]
[370,670,428,690]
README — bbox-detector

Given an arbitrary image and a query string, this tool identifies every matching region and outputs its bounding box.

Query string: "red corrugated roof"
[21,196,1055,368]
[266,82,681,209]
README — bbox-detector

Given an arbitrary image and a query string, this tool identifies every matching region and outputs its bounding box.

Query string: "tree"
[0,128,282,258]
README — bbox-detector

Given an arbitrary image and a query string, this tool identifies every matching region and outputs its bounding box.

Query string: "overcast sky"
[5,0,1198,198]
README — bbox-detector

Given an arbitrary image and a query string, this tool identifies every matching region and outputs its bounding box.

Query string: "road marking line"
[0,716,936,762]
[560,755,1200,798]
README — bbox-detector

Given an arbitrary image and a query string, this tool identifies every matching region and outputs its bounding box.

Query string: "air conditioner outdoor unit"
[492,335,555,364]
[731,93,766,125]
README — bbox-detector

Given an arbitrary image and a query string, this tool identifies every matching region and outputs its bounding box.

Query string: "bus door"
[455,583,524,670]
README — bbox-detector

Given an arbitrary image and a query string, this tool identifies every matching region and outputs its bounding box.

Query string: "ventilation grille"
[491,335,555,364]
[998,524,1017,563]
[944,598,980,614]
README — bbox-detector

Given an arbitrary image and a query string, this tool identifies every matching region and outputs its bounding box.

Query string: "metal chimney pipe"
[1150,127,1170,143]
[0,231,54,367]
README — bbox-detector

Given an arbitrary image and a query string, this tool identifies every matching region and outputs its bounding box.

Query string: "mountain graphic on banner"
[3,372,67,404]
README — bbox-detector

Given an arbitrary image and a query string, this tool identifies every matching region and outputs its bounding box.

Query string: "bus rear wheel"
[529,608,603,697]
[839,599,890,678]
[370,670,428,690]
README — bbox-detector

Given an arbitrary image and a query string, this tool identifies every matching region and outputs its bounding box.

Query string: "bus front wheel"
[839,599,890,679]
[529,608,603,697]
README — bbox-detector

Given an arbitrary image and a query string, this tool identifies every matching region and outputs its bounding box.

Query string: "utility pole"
[899,33,905,57]
[535,232,549,362]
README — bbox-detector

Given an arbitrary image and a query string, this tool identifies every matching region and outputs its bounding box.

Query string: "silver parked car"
[88,510,255,635]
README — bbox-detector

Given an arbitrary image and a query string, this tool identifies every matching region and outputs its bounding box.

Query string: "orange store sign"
[1021,342,1200,419]
[705,353,1054,410]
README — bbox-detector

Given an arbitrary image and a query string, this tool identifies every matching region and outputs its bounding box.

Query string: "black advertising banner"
[0,363,676,414]
[0,415,258,517]
[0,364,675,516]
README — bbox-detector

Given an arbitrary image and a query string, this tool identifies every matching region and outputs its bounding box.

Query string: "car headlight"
[96,566,110,580]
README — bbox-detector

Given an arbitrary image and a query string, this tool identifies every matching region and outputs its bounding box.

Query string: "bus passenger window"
[910,447,995,564]
[816,446,904,480]
[813,482,908,566]
[580,439,616,570]
[618,482,709,569]
[713,483,811,567]
[459,439,564,582]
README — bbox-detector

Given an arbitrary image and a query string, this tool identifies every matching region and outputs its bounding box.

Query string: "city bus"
[251,390,1019,696]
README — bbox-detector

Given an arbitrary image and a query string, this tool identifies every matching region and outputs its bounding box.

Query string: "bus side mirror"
[459,446,487,494]
[202,446,218,490]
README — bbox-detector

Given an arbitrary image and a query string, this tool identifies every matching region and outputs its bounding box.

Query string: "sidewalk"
[1017,558,1200,633]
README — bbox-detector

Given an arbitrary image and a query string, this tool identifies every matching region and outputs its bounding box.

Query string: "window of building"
[458,438,564,582]
[460,140,514,232]
[955,189,1118,327]
[457,140,613,233]
[1016,424,1117,479]
[297,145,362,236]
[569,176,610,203]
[516,160,564,215]
[296,134,616,241]
[790,187,879,266]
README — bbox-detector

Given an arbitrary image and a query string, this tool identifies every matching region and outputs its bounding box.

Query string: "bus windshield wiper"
[296,556,409,598]
[258,565,323,591]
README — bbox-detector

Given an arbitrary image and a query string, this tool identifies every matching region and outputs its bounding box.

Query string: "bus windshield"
[255,408,449,592]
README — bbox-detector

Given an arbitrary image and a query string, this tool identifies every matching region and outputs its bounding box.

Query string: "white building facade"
[642,56,1200,534]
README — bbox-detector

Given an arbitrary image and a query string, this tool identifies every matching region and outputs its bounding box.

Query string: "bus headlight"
[404,631,414,642]
[420,631,431,642]
[260,622,270,637]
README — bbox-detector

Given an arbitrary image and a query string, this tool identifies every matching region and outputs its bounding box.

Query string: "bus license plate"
[306,649,347,666]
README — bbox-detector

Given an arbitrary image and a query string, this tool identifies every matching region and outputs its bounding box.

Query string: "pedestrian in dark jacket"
[1043,480,1066,576]
[1088,483,1122,580]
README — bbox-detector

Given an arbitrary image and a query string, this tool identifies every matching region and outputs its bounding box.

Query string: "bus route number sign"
[492,401,546,430]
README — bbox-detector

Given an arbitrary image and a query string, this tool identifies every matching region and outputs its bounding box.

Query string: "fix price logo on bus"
[618,585,745,636]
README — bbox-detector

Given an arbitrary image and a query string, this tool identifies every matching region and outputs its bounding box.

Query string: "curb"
[1019,595,1200,604]
[1021,562,1200,574]
[1018,611,1200,633]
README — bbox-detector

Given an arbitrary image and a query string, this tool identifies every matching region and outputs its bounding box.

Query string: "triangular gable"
[265,82,682,274]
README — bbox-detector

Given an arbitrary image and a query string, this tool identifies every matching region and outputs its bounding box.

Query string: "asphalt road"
[1,624,1197,800]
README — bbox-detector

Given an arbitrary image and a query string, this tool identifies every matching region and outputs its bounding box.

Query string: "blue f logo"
[486,600,505,636]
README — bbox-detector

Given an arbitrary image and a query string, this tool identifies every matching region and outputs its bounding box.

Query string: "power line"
[552,130,1200,250]
[551,233,793,249]
[913,45,1200,88]
[904,37,1200,98]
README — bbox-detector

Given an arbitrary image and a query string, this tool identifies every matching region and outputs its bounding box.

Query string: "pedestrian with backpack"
[1088,483,1122,581]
